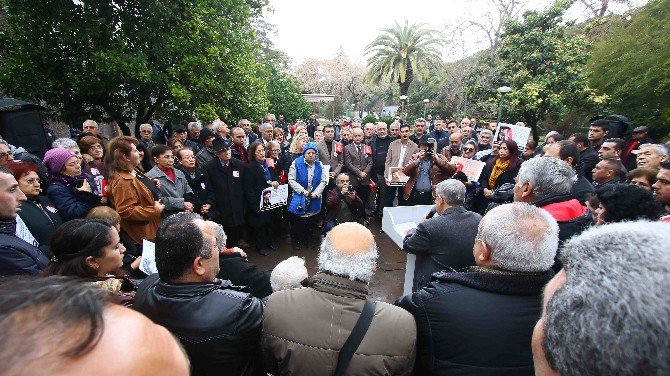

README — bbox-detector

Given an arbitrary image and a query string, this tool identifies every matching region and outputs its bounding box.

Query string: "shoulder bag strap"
[334,299,376,376]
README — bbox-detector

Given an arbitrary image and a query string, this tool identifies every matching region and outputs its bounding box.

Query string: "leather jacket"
[134,274,265,376]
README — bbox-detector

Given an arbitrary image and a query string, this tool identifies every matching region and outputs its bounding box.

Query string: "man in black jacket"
[135,213,265,376]
[0,167,49,276]
[370,122,393,216]
[203,139,246,247]
[569,133,599,182]
[403,180,482,292]
[397,202,558,375]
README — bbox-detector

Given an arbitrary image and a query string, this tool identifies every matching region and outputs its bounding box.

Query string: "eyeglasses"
[0,151,13,159]
[23,178,41,185]
[270,149,281,152]
[463,148,475,152]
[180,155,195,160]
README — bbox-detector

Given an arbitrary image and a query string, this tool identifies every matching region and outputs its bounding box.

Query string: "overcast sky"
[264,0,645,65]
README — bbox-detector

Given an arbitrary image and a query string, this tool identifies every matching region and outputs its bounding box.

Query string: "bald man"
[262,223,417,375]
[0,276,189,376]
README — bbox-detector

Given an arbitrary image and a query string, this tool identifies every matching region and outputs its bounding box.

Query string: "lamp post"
[496,86,511,124]
[399,95,408,121]
[423,98,429,119]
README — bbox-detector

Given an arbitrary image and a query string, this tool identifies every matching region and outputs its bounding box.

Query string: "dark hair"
[597,184,664,223]
[0,276,112,372]
[323,124,334,131]
[661,161,670,170]
[175,147,194,160]
[400,124,411,131]
[546,133,565,143]
[570,133,588,146]
[600,158,628,181]
[47,219,115,278]
[495,139,521,171]
[135,142,154,172]
[627,168,658,186]
[247,141,264,162]
[78,135,102,155]
[155,212,210,282]
[583,192,599,209]
[4,160,39,180]
[151,144,171,159]
[604,138,625,151]
[105,136,138,176]
[554,140,580,166]
[167,137,184,150]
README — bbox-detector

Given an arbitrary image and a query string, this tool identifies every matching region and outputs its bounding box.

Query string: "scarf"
[488,157,510,188]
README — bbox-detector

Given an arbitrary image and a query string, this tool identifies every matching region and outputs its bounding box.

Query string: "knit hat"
[302,142,318,156]
[43,148,77,173]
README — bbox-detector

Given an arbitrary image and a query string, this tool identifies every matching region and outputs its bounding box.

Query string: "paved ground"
[244,217,406,303]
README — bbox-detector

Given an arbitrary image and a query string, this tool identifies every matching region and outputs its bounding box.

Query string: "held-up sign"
[388,167,410,186]
[451,157,486,182]
[493,122,531,151]
[259,184,289,211]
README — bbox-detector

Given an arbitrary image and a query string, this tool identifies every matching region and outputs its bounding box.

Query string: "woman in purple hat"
[43,147,101,221]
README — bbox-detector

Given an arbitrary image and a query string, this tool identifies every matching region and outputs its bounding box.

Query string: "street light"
[496,86,511,124]
[423,98,429,119]
[399,95,408,121]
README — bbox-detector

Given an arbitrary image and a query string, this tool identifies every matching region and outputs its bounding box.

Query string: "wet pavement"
[243,217,406,303]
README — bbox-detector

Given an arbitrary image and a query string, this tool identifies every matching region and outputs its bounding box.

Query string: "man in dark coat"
[203,139,246,247]
[0,167,49,276]
[403,180,482,291]
[514,157,593,270]
[135,213,264,376]
[397,203,558,375]
[569,132,599,182]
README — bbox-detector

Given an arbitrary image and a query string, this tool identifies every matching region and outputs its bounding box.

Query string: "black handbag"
[490,182,515,203]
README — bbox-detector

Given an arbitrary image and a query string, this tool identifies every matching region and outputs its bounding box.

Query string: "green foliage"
[497,0,607,141]
[365,21,443,96]
[588,0,670,138]
[362,114,378,124]
[0,0,269,126]
[266,60,311,122]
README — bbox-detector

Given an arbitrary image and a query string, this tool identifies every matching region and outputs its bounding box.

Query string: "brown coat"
[402,153,456,201]
[261,272,417,375]
[384,139,418,183]
[343,143,373,186]
[108,171,162,244]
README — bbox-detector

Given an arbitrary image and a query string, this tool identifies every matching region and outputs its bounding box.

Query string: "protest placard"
[451,156,486,182]
[493,122,531,151]
[259,184,289,211]
[388,167,409,186]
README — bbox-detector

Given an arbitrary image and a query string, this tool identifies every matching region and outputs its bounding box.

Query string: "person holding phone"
[323,173,364,234]
[43,148,101,221]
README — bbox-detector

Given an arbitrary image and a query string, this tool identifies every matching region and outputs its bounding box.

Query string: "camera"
[425,137,436,159]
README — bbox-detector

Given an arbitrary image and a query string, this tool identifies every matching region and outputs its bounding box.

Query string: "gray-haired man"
[403,179,482,291]
[398,202,559,375]
[532,221,670,375]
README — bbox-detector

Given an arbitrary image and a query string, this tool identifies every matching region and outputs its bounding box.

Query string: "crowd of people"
[0,112,669,375]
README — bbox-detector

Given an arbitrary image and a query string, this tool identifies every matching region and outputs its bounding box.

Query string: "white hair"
[544,221,670,375]
[82,119,98,128]
[516,157,576,201]
[480,129,493,137]
[211,119,225,131]
[52,138,78,149]
[271,256,308,291]
[260,123,273,132]
[435,180,466,206]
[139,123,152,132]
[206,221,226,250]
[479,203,559,272]
[318,232,378,282]
[187,121,202,131]
[639,143,668,157]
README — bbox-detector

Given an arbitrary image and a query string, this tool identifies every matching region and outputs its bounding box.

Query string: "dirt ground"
[243,217,406,303]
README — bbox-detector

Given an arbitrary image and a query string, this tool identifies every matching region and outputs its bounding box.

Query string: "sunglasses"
[463,148,475,152]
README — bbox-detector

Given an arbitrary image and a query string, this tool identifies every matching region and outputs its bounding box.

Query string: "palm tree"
[365,21,443,98]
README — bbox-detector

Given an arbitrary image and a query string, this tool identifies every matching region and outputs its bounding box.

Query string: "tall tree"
[0,0,269,126]
[497,0,607,141]
[364,21,443,97]
[588,0,670,136]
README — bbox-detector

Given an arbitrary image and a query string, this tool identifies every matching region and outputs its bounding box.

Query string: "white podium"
[382,205,434,296]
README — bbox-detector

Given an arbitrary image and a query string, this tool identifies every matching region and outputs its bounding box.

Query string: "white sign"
[388,167,410,186]
[15,216,38,247]
[260,184,289,211]
[451,156,486,182]
[493,122,531,151]
[140,239,158,275]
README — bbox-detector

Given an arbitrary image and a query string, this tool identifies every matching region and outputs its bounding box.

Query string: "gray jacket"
[146,165,193,212]
[403,206,482,292]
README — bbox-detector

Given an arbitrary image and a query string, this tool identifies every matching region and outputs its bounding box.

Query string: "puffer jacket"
[261,272,417,375]
[396,267,554,376]
[134,274,265,376]
[0,219,49,276]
